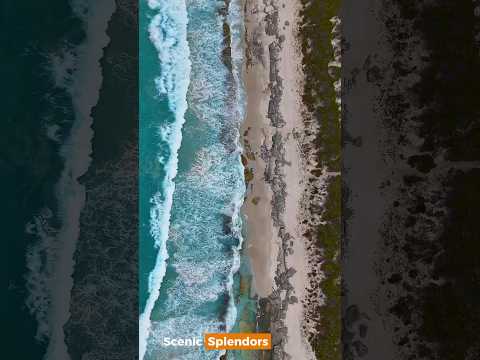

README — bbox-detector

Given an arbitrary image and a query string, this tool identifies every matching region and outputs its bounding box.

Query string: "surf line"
[139,1,192,359]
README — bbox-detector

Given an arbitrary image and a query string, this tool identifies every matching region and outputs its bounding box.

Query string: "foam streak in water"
[24,1,116,359]
[139,1,191,359]
[223,0,247,337]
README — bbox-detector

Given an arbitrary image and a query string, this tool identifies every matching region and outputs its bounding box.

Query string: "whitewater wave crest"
[139,1,192,359]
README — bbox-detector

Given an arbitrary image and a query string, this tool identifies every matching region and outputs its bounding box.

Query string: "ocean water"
[139,0,246,359]
[3,1,83,358]
[4,0,117,358]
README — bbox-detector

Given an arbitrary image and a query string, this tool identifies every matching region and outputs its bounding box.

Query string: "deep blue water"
[2,1,85,358]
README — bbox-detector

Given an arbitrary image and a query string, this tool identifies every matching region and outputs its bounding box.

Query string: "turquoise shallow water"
[139,0,247,359]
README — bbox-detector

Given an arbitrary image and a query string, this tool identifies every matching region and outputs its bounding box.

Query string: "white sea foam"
[184,143,246,334]
[227,0,247,125]
[24,208,57,343]
[139,1,191,359]
[141,1,246,358]
[24,1,116,359]
[214,0,248,339]
[224,177,245,333]
[149,315,223,360]
[176,143,243,283]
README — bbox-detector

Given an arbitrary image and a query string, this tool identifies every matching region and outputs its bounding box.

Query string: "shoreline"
[241,0,314,358]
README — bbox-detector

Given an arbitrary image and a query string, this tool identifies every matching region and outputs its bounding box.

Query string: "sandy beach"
[241,0,314,358]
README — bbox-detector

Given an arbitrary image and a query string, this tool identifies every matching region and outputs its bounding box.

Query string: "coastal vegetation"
[299,0,342,359]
